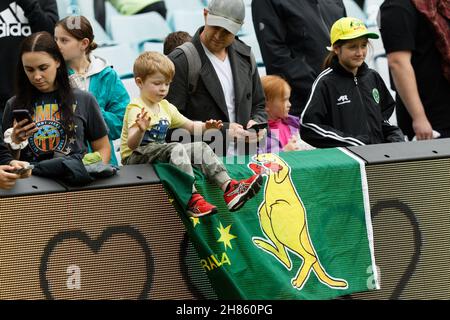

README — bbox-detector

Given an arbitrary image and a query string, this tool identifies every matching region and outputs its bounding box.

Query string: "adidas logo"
[336,95,351,106]
[0,2,31,38]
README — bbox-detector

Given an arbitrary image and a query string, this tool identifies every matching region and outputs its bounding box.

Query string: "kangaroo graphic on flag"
[249,153,348,290]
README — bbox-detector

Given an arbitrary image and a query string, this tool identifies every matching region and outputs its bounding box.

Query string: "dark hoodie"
[252,0,346,116]
[0,142,14,165]
[0,1,58,107]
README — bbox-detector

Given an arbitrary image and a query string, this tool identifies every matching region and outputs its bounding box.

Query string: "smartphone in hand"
[13,109,33,124]
[249,122,268,131]
[8,164,34,175]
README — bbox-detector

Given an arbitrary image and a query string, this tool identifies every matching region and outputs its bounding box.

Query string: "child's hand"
[205,119,223,130]
[135,108,150,132]
[283,135,301,151]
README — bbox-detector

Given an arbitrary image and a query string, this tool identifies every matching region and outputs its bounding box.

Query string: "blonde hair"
[261,75,291,102]
[133,51,175,82]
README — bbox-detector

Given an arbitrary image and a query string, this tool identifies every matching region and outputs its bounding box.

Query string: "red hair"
[261,75,291,101]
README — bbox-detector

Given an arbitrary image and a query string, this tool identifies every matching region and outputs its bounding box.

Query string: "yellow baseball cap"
[328,17,379,49]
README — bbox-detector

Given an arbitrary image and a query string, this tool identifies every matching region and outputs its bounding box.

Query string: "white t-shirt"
[202,43,236,123]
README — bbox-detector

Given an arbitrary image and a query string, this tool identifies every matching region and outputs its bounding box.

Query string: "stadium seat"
[108,11,171,44]
[165,0,204,13]
[121,78,140,100]
[94,44,139,78]
[104,1,119,35]
[343,0,368,22]
[141,41,164,54]
[56,0,79,18]
[90,18,114,46]
[167,9,203,35]
[76,0,95,19]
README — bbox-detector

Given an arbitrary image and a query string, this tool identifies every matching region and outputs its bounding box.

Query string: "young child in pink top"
[261,75,314,153]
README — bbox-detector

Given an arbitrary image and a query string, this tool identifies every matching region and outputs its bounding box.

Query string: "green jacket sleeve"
[101,70,129,141]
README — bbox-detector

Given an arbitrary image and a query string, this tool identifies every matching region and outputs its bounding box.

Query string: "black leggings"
[136,1,167,19]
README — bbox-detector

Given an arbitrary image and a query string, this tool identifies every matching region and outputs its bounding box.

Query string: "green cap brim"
[339,31,380,41]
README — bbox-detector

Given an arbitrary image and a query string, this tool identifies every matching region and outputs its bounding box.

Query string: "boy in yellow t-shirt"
[120,51,262,218]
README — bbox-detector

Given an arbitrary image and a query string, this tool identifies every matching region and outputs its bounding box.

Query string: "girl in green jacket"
[54,15,130,165]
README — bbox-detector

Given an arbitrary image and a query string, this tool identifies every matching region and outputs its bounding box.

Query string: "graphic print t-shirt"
[3,89,108,162]
[120,98,188,160]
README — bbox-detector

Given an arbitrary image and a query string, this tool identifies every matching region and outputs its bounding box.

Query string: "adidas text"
[0,23,31,38]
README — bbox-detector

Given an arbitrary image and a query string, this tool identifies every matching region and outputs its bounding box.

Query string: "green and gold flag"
[155,148,379,299]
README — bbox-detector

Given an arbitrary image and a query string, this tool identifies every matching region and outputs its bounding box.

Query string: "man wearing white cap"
[166,0,267,157]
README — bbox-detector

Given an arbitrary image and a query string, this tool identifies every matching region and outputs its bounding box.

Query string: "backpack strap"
[175,41,257,94]
[176,42,202,94]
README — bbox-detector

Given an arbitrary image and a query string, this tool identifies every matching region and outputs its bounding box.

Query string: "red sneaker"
[187,193,217,218]
[224,174,263,212]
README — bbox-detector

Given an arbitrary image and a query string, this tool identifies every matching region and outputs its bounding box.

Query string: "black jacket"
[32,154,94,186]
[300,57,405,148]
[0,0,58,102]
[252,0,346,116]
[380,0,450,139]
[0,142,14,165]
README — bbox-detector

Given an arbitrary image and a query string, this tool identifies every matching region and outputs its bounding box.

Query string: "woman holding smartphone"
[2,31,110,164]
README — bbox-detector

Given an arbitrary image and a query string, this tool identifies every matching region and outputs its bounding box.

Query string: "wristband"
[3,127,28,150]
